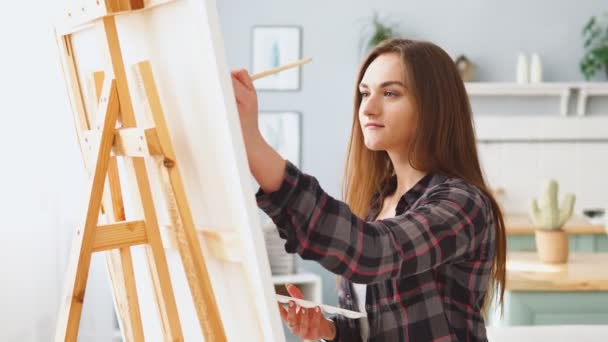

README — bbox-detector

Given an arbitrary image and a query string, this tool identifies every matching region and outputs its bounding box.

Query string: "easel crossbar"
[93,220,148,252]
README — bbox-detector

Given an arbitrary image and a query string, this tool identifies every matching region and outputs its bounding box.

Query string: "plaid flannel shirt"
[256,161,495,341]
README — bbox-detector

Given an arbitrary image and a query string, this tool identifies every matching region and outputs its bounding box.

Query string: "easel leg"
[92,72,144,342]
[103,156,146,342]
[133,157,184,340]
[55,79,120,341]
[106,247,145,341]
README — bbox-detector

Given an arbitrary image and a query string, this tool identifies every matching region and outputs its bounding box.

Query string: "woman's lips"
[365,123,384,129]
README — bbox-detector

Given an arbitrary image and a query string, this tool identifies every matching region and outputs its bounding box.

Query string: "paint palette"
[276,294,367,319]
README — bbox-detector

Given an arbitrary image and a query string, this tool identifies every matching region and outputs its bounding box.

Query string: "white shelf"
[577,83,608,116]
[465,82,608,95]
[475,115,608,142]
[272,273,320,285]
[465,82,572,96]
[578,82,608,95]
[465,82,608,117]
[272,272,322,303]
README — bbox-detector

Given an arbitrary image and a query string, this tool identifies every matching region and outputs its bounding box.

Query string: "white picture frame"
[251,26,302,91]
[259,111,302,167]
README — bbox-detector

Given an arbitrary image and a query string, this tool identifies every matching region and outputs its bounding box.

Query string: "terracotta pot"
[534,229,569,264]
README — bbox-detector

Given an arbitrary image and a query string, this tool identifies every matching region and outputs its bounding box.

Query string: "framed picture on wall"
[251,26,302,91]
[258,111,301,167]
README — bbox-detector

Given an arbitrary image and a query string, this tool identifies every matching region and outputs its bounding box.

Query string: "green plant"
[580,13,608,80]
[529,180,575,231]
[359,11,400,53]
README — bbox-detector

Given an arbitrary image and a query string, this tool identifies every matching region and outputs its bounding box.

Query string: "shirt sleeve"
[320,315,360,342]
[256,160,493,285]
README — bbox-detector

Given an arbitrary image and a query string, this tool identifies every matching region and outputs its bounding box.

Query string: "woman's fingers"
[285,284,305,299]
[232,69,254,90]
[230,69,258,123]
[280,301,328,340]
[287,301,297,330]
[298,307,309,337]
[291,305,303,336]
[280,289,328,339]
[305,307,322,339]
[231,73,247,103]
[241,71,255,90]
[232,69,253,91]
[277,303,288,320]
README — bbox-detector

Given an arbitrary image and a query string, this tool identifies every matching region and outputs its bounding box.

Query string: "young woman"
[231,38,506,342]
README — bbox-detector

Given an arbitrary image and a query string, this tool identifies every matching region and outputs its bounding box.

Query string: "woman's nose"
[361,95,380,117]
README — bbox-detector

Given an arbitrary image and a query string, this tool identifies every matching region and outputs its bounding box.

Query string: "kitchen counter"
[507,252,608,291]
[504,215,608,254]
[505,214,605,235]
[492,252,608,326]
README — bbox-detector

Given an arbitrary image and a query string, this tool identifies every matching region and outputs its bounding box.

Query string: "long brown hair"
[342,38,506,312]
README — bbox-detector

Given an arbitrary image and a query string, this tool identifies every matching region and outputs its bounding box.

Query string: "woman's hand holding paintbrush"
[230,58,312,194]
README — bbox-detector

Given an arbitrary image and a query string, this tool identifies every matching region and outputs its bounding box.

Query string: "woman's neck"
[387,149,427,197]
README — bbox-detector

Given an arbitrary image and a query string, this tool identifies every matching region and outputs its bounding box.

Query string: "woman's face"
[358,53,417,153]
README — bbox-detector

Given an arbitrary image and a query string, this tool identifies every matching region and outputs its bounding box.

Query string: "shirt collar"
[368,172,448,220]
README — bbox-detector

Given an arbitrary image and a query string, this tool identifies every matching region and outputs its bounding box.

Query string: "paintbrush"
[251,58,312,80]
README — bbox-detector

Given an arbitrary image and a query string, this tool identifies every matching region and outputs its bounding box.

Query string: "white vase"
[530,53,543,83]
[516,53,529,84]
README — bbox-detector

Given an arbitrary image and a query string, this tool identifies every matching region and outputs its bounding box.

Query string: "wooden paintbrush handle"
[251,58,312,80]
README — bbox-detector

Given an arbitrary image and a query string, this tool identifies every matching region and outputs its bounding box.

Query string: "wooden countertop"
[505,214,605,235]
[506,252,608,291]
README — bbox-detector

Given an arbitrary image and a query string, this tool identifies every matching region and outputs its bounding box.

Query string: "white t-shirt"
[353,283,369,341]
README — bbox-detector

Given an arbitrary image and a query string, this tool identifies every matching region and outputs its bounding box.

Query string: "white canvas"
[62,0,286,340]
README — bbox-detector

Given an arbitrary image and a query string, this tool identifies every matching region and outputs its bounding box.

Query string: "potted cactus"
[529,180,576,264]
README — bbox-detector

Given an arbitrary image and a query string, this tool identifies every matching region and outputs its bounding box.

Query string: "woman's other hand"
[277,284,337,341]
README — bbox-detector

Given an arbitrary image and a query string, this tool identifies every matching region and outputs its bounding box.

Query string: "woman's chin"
[364,141,386,151]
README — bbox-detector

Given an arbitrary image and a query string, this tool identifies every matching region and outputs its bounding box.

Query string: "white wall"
[0,2,115,341]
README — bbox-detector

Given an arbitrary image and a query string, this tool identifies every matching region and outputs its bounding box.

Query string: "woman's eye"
[360,91,398,97]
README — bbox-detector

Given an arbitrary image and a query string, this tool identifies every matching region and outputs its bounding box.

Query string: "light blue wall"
[217,0,608,306]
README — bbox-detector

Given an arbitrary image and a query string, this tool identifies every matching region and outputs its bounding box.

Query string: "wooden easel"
[54,1,228,340]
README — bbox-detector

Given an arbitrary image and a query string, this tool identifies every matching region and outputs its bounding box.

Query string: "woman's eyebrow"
[359,81,406,88]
